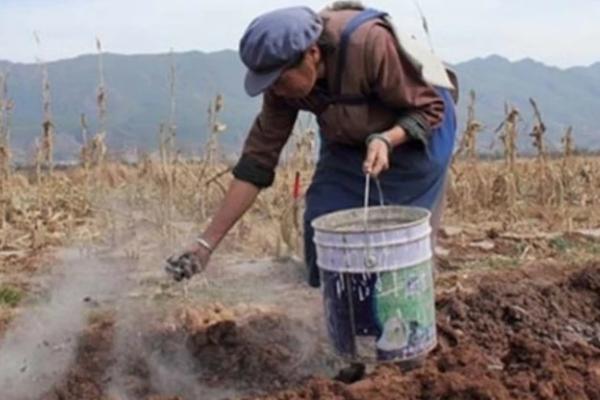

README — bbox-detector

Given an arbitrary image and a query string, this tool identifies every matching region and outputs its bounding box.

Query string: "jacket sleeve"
[233,91,299,188]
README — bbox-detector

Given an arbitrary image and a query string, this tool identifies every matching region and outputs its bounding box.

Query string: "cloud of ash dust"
[0,249,127,400]
[0,243,336,400]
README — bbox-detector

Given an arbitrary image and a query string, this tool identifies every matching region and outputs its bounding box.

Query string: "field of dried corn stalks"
[1,139,598,271]
[0,42,597,273]
[0,81,599,271]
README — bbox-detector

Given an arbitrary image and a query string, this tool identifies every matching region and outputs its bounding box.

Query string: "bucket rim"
[311,205,431,234]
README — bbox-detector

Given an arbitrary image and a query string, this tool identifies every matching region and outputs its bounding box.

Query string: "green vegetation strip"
[0,286,23,308]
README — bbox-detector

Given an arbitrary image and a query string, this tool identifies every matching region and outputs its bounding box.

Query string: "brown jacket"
[234,8,445,188]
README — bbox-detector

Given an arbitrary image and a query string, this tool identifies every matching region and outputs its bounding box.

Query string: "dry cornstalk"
[34,137,43,185]
[490,104,521,211]
[495,104,520,171]
[529,98,547,161]
[90,132,107,166]
[35,32,55,176]
[205,94,226,165]
[529,98,553,205]
[79,113,92,170]
[558,126,576,210]
[167,50,177,163]
[562,126,575,160]
[96,37,107,140]
[40,68,54,175]
[456,90,483,162]
[0,72,13,190]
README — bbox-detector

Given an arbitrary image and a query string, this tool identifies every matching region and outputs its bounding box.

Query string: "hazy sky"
[1,0,599,68]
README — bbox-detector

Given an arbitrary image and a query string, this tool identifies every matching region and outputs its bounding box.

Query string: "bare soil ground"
[4,259,599,400]
[39,305,334,400]
[1,158,599,400]
[254,262,600,400]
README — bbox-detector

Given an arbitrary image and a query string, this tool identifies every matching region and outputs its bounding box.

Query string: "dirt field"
[1,157,599,400]
[255,262,600,400]
[1,258,597,400]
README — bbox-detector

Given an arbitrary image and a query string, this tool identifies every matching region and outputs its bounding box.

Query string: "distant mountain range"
[0,51,598,161]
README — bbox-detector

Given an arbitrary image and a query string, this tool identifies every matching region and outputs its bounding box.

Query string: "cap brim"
[244,67,284,97]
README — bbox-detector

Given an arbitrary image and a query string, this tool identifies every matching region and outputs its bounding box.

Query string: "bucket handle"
[363,174,385,268]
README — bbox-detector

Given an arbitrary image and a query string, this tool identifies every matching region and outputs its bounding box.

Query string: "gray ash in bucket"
[312,206,431,233]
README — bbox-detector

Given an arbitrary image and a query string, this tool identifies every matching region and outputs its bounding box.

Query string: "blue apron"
[303,87,456,358]
[304,87,456,288]
[301,9,457,358]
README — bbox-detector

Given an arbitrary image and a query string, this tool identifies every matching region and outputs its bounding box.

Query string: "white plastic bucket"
[312,205,436,362]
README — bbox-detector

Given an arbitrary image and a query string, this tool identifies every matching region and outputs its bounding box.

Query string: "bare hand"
[363,137,390,177]
[165,242,211,282]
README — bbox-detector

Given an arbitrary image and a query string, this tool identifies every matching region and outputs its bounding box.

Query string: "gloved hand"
[165,242,211,282]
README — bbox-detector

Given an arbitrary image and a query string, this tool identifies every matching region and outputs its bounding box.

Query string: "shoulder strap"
[333,8,388,97]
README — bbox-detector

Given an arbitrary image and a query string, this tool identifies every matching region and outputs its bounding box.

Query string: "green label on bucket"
[374,260,436,360]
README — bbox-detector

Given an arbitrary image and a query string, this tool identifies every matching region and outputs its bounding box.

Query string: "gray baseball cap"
[239,7,323,97]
